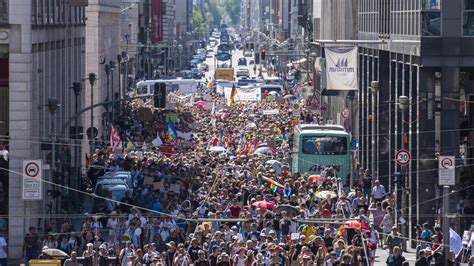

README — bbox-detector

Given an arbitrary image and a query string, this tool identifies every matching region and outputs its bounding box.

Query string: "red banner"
[151,0,163,42]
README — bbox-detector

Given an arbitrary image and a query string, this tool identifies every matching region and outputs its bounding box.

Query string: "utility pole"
[370,81,379,182]
[72,82,82,197]
[88,73,97,158]
[398,95,409,247]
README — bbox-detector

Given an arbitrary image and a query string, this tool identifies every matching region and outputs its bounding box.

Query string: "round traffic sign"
[25,162,40,178]
[440,157,453,169]
[395,149,411,166]
[341,108,350,119]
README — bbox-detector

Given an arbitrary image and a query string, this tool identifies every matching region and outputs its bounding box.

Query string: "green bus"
[291,124,351,183]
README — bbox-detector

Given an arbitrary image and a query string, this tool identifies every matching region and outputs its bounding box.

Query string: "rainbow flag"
[262,176,284,192]
[167,120,177,140]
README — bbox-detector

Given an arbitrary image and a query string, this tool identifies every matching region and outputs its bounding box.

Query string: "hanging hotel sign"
[325,47,358,91]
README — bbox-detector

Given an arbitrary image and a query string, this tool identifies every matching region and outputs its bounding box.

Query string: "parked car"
[238,58,247,66]
[236,67,250,77]
[191,68,202,79]
[99,171,135,189]
[93,179,132,212]
[244,51,253,58]
[198,63,209,72]
[180,70,193,79]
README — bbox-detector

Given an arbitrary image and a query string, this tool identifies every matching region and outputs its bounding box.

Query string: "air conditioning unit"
[67,0,88,6]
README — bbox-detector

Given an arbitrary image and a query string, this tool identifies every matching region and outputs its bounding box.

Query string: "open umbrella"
[246,122,257,129]
[344,219,369,229]
[308,174,321,183]
[195,100,206,107]
[274,204,299,216]
[42,248,70,259]
[316,190,338,199]
[254,147,274,155]
[265,159,281,165]
[252,201,275,209]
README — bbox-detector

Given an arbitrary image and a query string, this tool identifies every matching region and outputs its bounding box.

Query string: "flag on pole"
[450,228,462,256]
[167,120,177,140]
[218,129,224,146]
[227,85,237,106]
[262,176,284,192]
[280,128,287,144]
[126,139,136,152]
[110,126,122,152]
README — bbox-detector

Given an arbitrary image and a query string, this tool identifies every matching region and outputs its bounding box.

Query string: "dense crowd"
[20,82,474,266]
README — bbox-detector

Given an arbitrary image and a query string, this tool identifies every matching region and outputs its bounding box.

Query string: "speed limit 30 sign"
[396,149,411,166]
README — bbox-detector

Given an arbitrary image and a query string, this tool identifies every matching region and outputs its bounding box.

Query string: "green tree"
[222,0,241,26]
[192,5,205,33]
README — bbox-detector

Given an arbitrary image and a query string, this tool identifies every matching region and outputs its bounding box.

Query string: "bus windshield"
[302,136,348,155]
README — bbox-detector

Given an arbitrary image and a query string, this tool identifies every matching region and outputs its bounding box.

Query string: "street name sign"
[22,160,43,200]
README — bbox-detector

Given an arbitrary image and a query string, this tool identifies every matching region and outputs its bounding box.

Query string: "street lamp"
[121,51,129,96]
[369,81,379,185]
[117,54,123,100]
[109,61,116,126]
[398,94,409,244]
[71,81,82,177]
[45,98,60,223]
[88,73,97,159]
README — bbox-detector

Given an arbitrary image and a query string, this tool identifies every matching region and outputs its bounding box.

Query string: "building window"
[422,0,441,10]
[422,12,441,36]
[421,0,441,36]
[463,0,474,36]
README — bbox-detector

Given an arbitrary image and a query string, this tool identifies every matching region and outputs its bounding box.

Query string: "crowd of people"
[20,80,474,266]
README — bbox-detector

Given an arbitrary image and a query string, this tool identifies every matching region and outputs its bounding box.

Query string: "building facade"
[85,0,121,141]
[356,0,474,239]
[4,0,86,259]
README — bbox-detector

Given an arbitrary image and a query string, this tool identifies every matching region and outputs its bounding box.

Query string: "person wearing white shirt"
[371,180,386,202]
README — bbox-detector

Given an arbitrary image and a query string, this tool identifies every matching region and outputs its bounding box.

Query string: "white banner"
[168,93,194,105]
[325,47,358,90]
[262,109,280,115]
[176,82,197,94]
[236,87,261,102]
[224,87,261,102]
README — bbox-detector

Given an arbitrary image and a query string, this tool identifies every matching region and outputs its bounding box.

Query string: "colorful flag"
[281,128,287,143]
[218,129,224,146]
[167,120,177,140]
[110,126,122,152]
[227,85,237,106]
[262,176,284,192]
[126,139,136,152]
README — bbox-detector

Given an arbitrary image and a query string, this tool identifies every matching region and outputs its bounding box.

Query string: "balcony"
[0,0,7,24]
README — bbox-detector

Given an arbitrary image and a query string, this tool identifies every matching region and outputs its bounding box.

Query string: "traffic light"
[154,82,166,108]
[261,48,266,60]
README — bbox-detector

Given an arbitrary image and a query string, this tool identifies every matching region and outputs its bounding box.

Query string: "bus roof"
[296,124,348,135]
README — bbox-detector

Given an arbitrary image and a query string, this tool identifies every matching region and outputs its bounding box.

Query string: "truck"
[215,68,234,81]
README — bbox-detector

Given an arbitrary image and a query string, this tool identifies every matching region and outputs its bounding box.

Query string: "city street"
[1,0,473,265]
